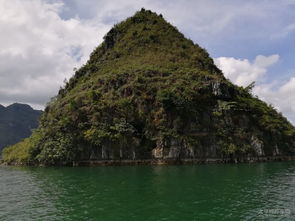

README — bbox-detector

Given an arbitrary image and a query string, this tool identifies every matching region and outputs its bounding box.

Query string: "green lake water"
[1,162,295,220]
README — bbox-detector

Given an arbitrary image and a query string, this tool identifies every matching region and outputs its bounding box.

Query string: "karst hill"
[3,9,295,165]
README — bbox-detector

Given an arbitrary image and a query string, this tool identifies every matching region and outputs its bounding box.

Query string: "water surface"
[1,162,295,220]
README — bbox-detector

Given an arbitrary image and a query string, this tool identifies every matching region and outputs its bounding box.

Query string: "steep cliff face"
[0,103,41,152]
[3,9,295,165]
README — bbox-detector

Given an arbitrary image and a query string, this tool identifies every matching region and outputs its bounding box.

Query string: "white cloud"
[0,0,110,108]
[271,23,295,39]
[214,55,279,87]
[254,78,295,122]
[214,55,295,123]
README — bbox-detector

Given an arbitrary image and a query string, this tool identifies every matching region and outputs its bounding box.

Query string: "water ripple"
[1,162,295,220]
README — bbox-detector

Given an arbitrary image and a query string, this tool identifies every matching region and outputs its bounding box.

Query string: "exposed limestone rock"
[273,145,280,156]
[251,136,264,156]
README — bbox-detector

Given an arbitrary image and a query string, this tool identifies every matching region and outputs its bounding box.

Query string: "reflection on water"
[1,162,295,220]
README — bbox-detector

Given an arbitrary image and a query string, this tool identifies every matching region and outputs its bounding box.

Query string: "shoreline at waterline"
[2,155,295,167]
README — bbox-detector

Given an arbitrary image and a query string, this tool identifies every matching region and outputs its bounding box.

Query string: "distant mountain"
[0,103,42,152]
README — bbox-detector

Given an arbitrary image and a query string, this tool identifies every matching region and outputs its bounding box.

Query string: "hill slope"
[0,103,41,152]
[3,9,295,165]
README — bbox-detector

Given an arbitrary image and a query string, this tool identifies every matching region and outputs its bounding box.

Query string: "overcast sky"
[1,0,295,123]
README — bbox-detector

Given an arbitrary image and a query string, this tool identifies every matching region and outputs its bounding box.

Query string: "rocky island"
[3,9,295,166]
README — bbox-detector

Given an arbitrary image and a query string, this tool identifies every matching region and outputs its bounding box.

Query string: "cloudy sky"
[1,0,295,123]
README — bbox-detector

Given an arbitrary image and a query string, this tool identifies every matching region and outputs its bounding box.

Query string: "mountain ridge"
[0,103,42,153]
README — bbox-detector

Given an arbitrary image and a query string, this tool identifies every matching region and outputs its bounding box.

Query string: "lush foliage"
[2,130,42,164]
[3,9,295,165]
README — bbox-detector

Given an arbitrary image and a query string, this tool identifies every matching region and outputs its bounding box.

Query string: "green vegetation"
[2,130,42,164]
[3,9,295,165]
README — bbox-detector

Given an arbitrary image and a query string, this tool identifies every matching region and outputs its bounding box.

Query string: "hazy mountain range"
[0,103,41,152]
